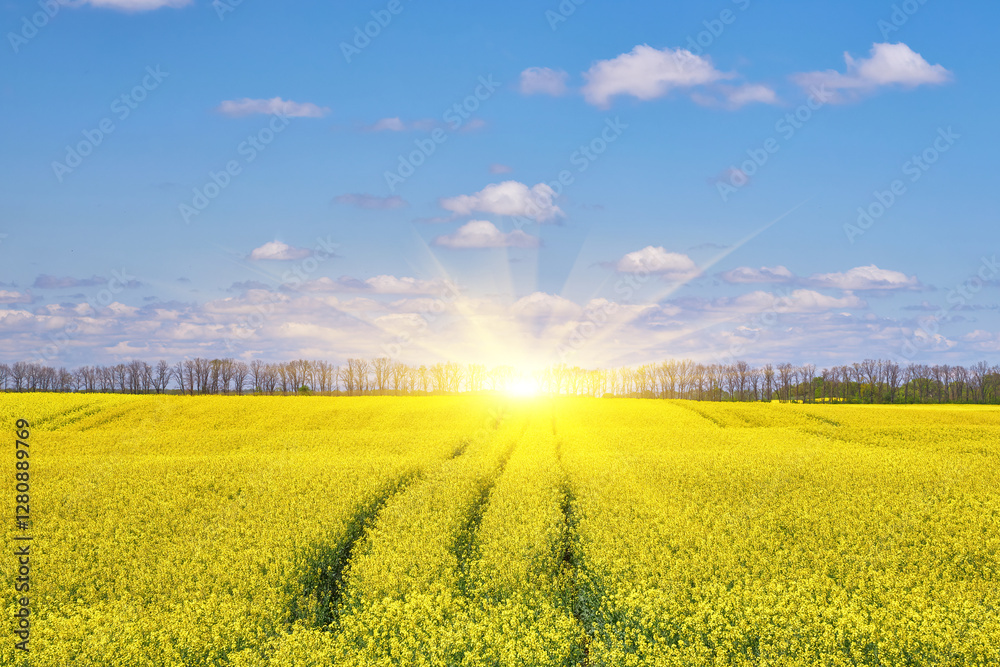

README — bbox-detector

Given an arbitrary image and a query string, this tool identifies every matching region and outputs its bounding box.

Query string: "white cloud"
[440,181,564,223]
[719,83,779,109]
[363,275,450,295]
[369,117,406,131]
[433,221,540,249]
[364,117,436,132]
[298,275,452,296]
[79,0,191,10]
[581,45,731,107]
[0,290,32,305]
[719,266,795,284]
[489,163,513,174]
[216,97,330,118]
[725,83,779,107]
[692,83,779,109]
[248,241,313,261]
[0,282,990,369]
[519,67,569,96]
[615,246,700,281]
[334,193,408,209]
[962,331,1000,352]
[809,265,919,290]
[511,292,581,319]
[725,289,867,313]
[461,118,488,132]
[792,42,951,102]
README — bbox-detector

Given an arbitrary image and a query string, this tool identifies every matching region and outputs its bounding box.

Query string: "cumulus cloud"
[216,97,330,118]
[334,193,408,209]
[519,67,569,96]
[433,221,540,249]
[33,275,106,289]
[248,241,313,261]
[440,181,564,223]
[78,0,191,10]
[615,246,700,281]
[581,45,731,107]
[808,265,919,290]
[718,266,795,284]
[792,42,951,102]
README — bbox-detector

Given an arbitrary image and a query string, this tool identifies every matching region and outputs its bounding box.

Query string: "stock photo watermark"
[179,112,290,224]
[224,236,339,352]
[383,75,501,192]
[844,126,959,244]
[555,268,651,364]
[33,269,138,363]
[713,286,797,367]
[878,0,932,39]
[510,116,628,231]
[7,0,71,54]
[716,84,831,202]
[340,0,411,63]
[380,281,463,359]
[212,0,245,21]
[899,254,998,360]
[51,66,169,183]
[679,0,753,54]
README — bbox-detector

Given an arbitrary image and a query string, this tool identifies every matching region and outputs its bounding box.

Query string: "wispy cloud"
[363,117,437,132]
[692,83,779,109]
[33,275,106,289]
[0,290,33,305]
[248,241,314,261]
[718,266,795,284]
[216,97,330,118]
[79,0,192,10]
[519,67,569,96]
[298,275,454,295]
[334,193,409,210]
[807,265,921,290]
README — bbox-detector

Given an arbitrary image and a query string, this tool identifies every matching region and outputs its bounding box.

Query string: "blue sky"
[1,0,998,369]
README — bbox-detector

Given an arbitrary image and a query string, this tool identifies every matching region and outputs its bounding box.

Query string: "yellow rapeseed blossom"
[0,395,997,666]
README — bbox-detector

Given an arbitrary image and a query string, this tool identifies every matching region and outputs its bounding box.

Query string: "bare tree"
[233,361,249,395]
[372,357,392,395]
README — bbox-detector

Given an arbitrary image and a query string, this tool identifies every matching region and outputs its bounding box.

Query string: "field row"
[2,395,998,666]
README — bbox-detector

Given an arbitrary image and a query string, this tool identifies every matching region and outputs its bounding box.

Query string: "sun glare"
[505,377,540,398]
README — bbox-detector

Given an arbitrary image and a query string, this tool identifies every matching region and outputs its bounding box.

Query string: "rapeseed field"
[2,395,997,666]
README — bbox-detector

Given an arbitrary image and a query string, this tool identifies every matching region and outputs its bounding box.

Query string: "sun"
[505,377,541,398]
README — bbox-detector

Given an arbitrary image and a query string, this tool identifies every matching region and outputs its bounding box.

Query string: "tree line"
[2,357,1000,404]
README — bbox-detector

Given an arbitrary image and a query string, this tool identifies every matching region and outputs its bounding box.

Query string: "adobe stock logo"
[7,0,71,54]
[51,66,170,183]
[845,127,959,244]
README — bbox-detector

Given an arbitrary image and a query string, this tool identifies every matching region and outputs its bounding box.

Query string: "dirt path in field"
[293,434,477,628]
[556,435,594,667]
